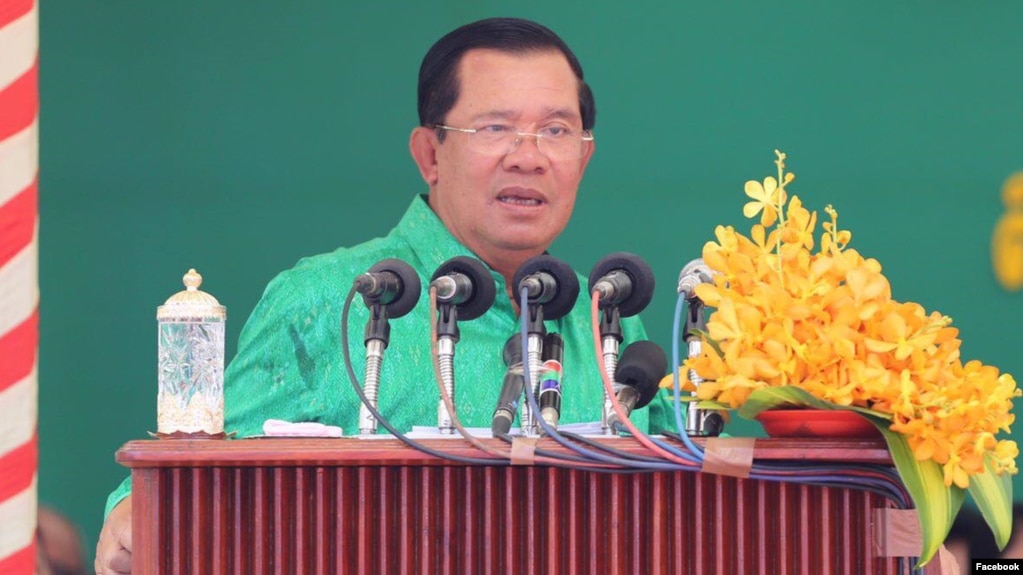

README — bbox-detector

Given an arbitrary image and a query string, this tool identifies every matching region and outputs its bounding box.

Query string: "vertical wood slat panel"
[210,467,227,575]
[418,467,433,574]
[230,468,247,575]
[355,467,370,575]
[545,470,558,575]
[335,468,353,574]
[754,480,769,575]
[799,484,812,574]
[169,468,184,575]
[463,466,477,573]
[439,466,454,575]
[253,468,270,575]
[272,467,289,575]
[376,466,391,574]
[480,468,497,575]
[524,466,537,575]
[397,466,414,573]
[587,473,599,575]
[144,461,905,575]
[820,484,834,571]
[189,467,208,574]
[565,470,581,575]
[293,467,307,575]
[312,467,331,574]
[506,466,519,575]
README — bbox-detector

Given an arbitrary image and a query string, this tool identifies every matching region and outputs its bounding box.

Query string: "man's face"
[423,48,594,270]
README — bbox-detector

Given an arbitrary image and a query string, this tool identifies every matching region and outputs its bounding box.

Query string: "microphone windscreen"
[511,255,580,321]
[587,252,656,317]
[430,256,497,320]
[616,340,667,409]
[366,258,421,318]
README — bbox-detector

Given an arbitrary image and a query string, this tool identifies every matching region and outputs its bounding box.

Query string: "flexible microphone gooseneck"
[429,256,497,433]
[587,252,656,433]
[511,255,579,435]
[671,257,724,437]
[355,259,421,435]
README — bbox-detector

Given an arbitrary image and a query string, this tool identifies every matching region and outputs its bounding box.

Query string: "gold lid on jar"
[156,268,226,321]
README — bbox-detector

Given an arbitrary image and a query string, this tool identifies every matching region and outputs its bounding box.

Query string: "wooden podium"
[117,436,930,574]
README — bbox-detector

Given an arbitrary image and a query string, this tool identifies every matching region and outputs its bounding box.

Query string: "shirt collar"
[394,195,476,273]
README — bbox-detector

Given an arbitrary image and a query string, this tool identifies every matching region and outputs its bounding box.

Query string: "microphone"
[491,335,525,436]
[430,257,497,434]
[511,255,581,321]
[355,259,421,435]
[538,333,564,429]
[676,258,717,298]
[429,256,497,320]
[354,258,422,318]
[587,252,656,317]
[606,340,667,429]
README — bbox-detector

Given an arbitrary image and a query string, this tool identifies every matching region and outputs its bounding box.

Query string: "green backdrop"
[37,1,1023,560]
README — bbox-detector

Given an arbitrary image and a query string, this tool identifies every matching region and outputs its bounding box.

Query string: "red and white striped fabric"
[0,0,39,574]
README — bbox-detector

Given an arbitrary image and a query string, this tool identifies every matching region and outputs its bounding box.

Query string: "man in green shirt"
[96,17,670,574]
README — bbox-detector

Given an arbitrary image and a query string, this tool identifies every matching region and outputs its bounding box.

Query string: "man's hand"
[95,495,132,575]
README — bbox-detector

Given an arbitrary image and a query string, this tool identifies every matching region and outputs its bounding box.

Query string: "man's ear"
[410,126,440,186]
[578,137,595,175]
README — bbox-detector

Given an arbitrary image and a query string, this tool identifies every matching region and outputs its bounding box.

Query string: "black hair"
[417,17,596,134]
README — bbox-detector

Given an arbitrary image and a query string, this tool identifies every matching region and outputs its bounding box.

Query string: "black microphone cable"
[427,285,513,460]
[345,270,914,528]
[427,287,631,472]
[516,286,686,472]
[341,284,509,466]
[588,289,703,468]
[555,430,670,464]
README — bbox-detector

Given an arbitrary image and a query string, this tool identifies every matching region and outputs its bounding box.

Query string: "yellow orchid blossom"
[680,153,1023,563]
[667,151,1020,492]
[743,177,782,227]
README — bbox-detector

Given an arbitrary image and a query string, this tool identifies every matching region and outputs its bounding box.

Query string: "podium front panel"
[119,438,917,575]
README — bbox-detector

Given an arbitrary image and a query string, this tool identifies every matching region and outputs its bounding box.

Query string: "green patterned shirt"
[106,195,671,516]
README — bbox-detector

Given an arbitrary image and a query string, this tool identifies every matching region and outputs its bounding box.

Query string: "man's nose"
[503,132,548,171]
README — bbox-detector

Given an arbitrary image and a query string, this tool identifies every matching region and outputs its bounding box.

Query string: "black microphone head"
[587,252,656,317]
[616,340,667,409]
[543,332,564,363]
[365,258,421,318]
[511,255,580,321]
[502,333,522,367]
[430,256,496,321]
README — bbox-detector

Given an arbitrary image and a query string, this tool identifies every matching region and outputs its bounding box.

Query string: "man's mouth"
[497,190,544,207]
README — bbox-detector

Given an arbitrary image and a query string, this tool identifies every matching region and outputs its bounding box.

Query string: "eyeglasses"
[433,123,594,160]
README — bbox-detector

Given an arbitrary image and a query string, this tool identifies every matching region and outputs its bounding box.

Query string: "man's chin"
[490,235,554,254]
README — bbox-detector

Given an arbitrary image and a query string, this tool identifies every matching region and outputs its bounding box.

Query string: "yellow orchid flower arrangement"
[671,150,1020,564]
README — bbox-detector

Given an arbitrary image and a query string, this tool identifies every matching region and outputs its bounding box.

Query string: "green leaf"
[870,419,965,566]
[737,385,840,418]
[968,454,1014,550]
[738,386,964,566]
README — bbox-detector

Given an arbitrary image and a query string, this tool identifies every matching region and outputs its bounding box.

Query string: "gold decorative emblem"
[992,172,1023,291]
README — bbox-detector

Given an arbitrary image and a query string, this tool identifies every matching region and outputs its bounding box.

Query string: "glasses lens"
[467,129,591,159]
[469,129,514,155]
[538,133,588,160]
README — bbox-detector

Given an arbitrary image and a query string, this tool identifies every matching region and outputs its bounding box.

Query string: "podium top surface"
[116,436,893,468]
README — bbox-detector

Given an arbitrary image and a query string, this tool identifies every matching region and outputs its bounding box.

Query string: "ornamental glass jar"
[156,269,226,437]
